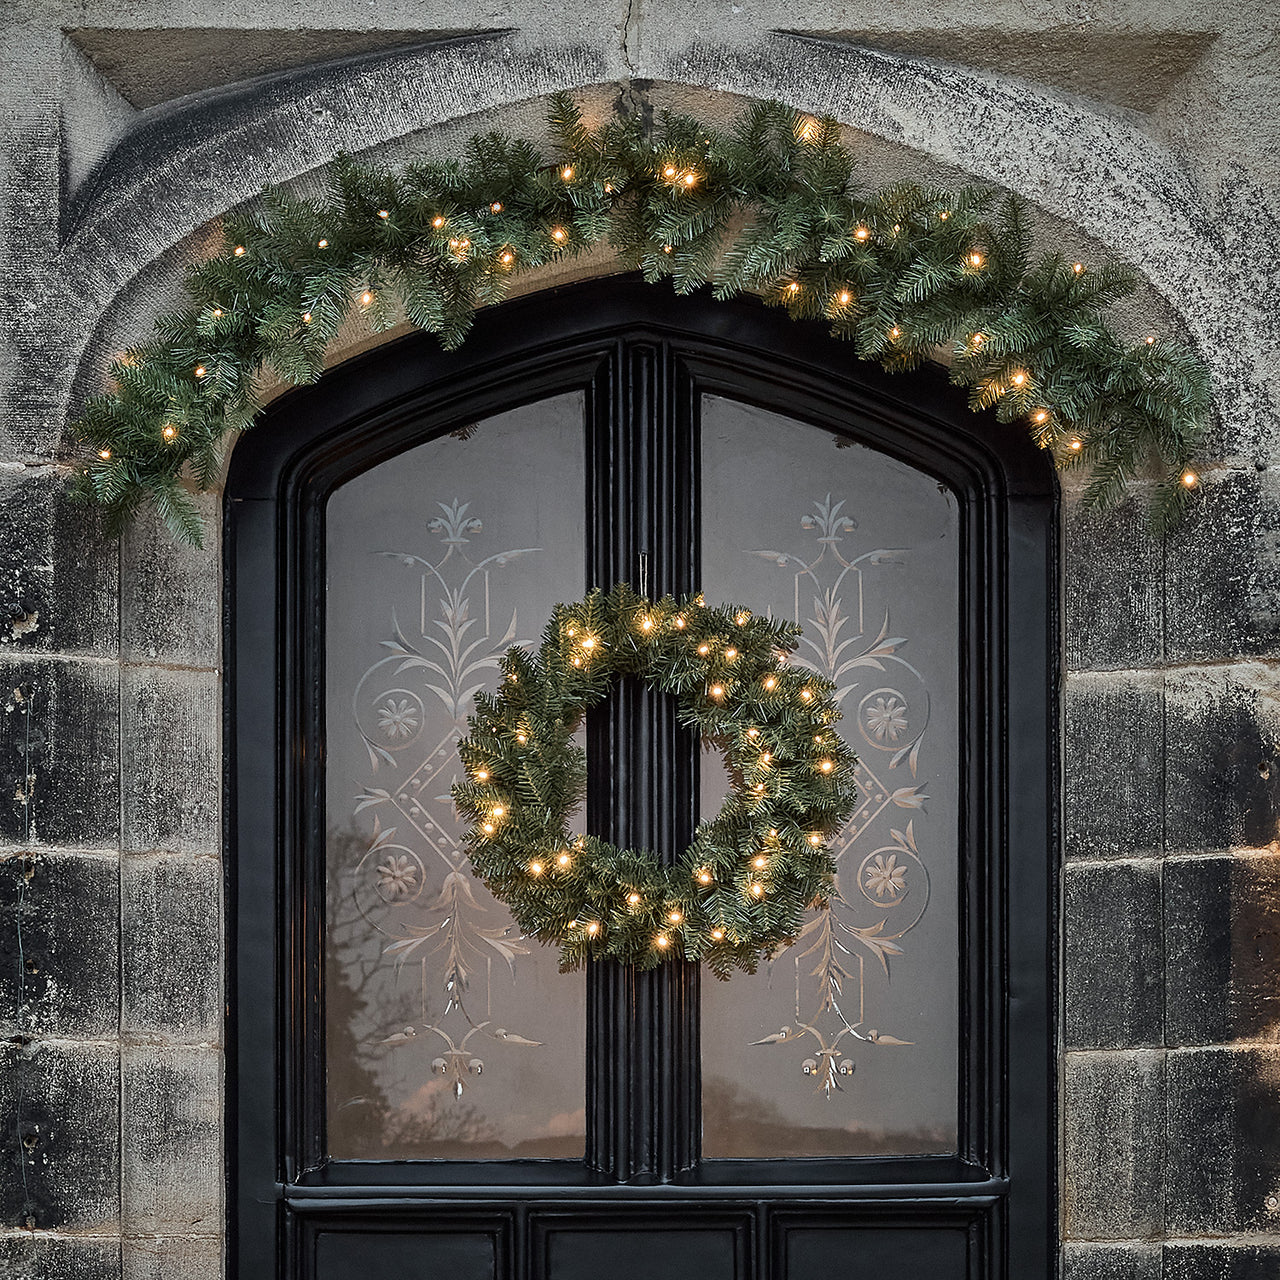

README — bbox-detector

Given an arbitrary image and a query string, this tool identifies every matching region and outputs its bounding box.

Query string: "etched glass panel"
[325,395,587,1159]
[699,396,960,1158]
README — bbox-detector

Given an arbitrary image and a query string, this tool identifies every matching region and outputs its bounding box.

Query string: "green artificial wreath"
[450,584,857,976]
[72,93,1211,544]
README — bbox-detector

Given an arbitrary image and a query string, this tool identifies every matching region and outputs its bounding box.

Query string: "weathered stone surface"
[0,1234,120,1280]
[1165,1046,1280,1236]
[0,1040,119,1231]
[1061,1242,1161,1280]
[1063,861,1162,1050]
[0,661,118,848]
[1166,853,1280,1046]
[1164,1242,1280,1280]
[1165,470,1280,664]
[121,1235,220,1280]
[122,852,221,1042]
[0,465,118,657]
[0,851,118,1039]
[120,667,218,855]
[1064,673,1163,860]
[1063,495,1162,672]
[121,1046,221,1238]
[1061,1050,1165,1240]
[120,492,220,671]
[1165,665,1280,854]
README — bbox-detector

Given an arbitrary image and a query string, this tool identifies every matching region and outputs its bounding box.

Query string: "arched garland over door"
[226,279,1056,1280]
[82,95,1205,543]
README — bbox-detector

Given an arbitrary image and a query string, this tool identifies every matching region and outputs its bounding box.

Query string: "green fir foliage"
[451,585,857,977]
[70,93,1212,544]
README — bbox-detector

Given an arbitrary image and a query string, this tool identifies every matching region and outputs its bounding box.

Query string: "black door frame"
[225,277,1058,1278]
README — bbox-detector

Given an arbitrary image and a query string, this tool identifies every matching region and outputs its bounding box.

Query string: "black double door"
[227,280,1055,1280]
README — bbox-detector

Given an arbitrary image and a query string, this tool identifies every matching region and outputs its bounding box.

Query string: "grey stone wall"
[1,5,1278,1278]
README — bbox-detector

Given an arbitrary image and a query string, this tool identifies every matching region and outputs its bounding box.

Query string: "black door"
[227,279,1056,1280]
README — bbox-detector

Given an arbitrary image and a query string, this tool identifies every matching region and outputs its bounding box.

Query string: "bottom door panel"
[533,1212,750,1280]
[785,1227,969,1276]
[298,1213,511,1280]
[772,1205,991,1280]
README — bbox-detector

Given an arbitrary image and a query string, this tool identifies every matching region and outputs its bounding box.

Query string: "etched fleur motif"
[376,854,418,897]
[865,695,908,741]
[865,854,907,899]
[376,698,419,739]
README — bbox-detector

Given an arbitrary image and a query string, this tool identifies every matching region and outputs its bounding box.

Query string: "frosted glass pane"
[700,396,960,1158]
[325,395,587,1159]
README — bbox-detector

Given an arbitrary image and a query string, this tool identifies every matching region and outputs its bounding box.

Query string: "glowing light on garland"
[452,584,857,976]
[71,93,1211,545]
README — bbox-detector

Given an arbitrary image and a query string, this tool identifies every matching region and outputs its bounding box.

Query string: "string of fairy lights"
[451,586,858,976]
[70,93,1211,545]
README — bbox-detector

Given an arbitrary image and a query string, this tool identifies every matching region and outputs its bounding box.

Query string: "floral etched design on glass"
[700,397,958,1157]
[325,396,587,1159]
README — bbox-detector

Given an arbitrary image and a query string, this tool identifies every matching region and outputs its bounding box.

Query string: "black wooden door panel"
[536,1214,749,1280]
[228,279,1056,1280]
[314,1229,498,1278]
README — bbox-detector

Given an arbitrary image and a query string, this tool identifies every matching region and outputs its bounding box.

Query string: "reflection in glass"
[699,396,960,1158]
[324,396,587,1159]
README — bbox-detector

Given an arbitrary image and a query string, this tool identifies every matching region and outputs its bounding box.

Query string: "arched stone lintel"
[56,34,1248,459]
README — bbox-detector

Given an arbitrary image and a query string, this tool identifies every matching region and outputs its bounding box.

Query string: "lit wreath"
[452,583,858,976]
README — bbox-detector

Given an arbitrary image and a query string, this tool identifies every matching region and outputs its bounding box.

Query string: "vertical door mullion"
[585,338,701,1180]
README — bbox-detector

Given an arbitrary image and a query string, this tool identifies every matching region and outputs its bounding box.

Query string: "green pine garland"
[71,92,1212,544]
[451,585,857,977]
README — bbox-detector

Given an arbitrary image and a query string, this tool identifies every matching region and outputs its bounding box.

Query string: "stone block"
[0,464,118,657]
[1063,495,1162,672]
[0,850,118,1039]
[1165,1046,1280,1235]
[121,1045,221,1237]
[1165,470,1280,664]
[1166,853,1280,1046]
[122,852,221,1042]
[121,667,218,854]
[0,1040,119,1231]
[1164,1242,1280,1280]
[0,660,119,848]
[1063,861,1163,1049]
[1061,1242,1161,1280]
[1061,1049,1165,1239]
[122,1235,220,1280]
[121,490,220,670]
[1063,672,1163,860]
[1164,665,1280,855]
[0,1235,120,1280]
